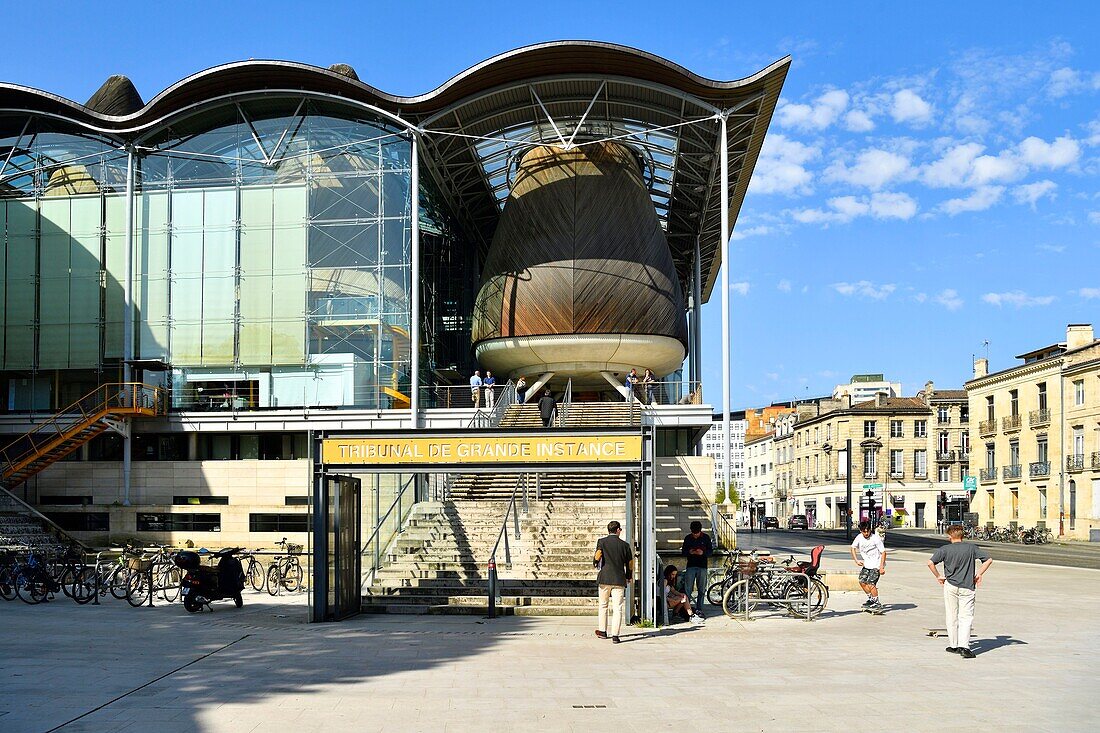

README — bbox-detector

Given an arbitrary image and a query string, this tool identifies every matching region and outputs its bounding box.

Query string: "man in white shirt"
[469,370,482,409]
[850,520,886,612]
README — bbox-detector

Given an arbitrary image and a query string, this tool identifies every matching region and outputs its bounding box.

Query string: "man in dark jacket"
[680,521,713,618]
[538,390,556,427]
[593,520,632,643]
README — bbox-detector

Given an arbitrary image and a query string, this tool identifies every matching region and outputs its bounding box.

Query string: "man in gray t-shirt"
[927,525,993,658]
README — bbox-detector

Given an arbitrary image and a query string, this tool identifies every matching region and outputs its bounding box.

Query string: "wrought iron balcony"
[1066,454,1085,472]
[1093,452,1100,470]
[1002,464,1022,481]
[1029,461,1050,477]
[936,450,956,462]
[979,468,997,482]
[979,419,996,436]
[1029,409,1051,427]
[959,451,970,462]
[938,416,952,425]
[1001,414,1021,432]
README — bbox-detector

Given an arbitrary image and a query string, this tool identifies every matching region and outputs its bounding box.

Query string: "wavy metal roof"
[0,41,789,301]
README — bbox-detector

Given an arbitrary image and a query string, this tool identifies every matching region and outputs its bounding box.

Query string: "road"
[732,527,1100,569]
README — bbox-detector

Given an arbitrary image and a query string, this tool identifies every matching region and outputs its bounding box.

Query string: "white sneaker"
[690,614,705,624]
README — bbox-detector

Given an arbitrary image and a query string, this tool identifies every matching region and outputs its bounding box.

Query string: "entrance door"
[312,474,362,622]
[915,503,925,529]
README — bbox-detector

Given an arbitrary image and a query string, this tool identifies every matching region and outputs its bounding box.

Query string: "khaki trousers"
[943,583,976,650]
[598,584,626,636]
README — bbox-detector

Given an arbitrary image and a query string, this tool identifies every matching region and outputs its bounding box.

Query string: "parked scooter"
[174,548,246,613]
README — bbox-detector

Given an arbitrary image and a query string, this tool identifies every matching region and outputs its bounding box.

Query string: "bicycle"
[12,551,61,604]
[722,548,829,620]
[239,550,267,591]
[266,538,304,596]
[706,549,766,606]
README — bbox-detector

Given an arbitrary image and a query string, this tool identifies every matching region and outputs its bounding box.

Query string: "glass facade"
[0,99,423,411]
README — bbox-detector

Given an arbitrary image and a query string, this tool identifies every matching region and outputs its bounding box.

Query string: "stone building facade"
[966,324,1100,540]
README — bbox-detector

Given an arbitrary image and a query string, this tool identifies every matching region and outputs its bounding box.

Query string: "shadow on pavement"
[973,635,1028,654]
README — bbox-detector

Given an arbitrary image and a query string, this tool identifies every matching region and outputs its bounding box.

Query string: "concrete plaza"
[1,540,1097,733]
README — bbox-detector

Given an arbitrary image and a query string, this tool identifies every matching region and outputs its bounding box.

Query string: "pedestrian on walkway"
[680,520,712,617]
[469,370,482,409]
[516,376,527,404]
[538,390,556,427]
[624,368,639,402]
[484,371,496,409]
[927,524,993,659]
[851,520,886,613]
[593,520,632,643]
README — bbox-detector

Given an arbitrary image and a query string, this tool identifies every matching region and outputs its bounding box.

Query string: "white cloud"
[793,191,917,224]
[913,292,928,303]
[1036,243,1066,253]
[843,109,875,132]
[730,225,771,241]
[1017,135,1081,169]
[1089,211,1100,224]
[890,89,934,125]
[1046,67,1100,98]
[1078,287,1100,299]
[921,143,984,188]
[750,134,819,195]
[824,148,913,190]
[831,280,896,299]
[981,291,1056,307]
[777,279,792,293]
[941,186,1004,215]
[731,281,750,296]
[777,89,849,130]
[969,151,1025,186]
[934,289,964,311]
[1086,118,1100,147]
[1012,180,1058,208]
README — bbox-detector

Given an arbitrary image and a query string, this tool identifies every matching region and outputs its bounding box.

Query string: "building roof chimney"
[974,358,988,378]
[875,392,886,407]
[1067,323,1094,351]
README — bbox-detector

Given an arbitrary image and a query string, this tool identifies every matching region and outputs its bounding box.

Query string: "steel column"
[410,134,421,427]
[121,147,135,506]
[720,114,732,500]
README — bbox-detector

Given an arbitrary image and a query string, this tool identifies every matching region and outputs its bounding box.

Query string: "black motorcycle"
[174,548,246,613]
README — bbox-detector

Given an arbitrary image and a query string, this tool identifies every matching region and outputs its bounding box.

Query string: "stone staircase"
[499,401,641,429]
[0,487,74,552]
[361,499,624,616]
[448,472,626,501]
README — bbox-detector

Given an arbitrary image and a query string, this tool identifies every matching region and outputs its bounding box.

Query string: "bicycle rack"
[731,570,819,623]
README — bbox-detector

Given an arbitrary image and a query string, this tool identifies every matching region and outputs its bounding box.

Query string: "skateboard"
[863,606,884,615]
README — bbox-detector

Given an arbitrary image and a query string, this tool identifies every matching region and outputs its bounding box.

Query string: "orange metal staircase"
[1,383,166,488]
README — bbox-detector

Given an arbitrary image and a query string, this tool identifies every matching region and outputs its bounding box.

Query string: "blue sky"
[5,1,1096,406]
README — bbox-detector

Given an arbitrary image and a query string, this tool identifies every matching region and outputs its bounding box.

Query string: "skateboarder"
[850,520,886,613]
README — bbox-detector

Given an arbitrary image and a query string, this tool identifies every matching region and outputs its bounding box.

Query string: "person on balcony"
[625,368,639,402]
[469,370,482,409]
[642,368,657,405]
[484,371,496,409]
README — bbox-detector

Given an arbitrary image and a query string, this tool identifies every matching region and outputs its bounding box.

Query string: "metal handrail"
[363,474,417,585]
[489,474,525,569]
[1,383,165,479]
[487,380,516,427]
[710,503,739,551]
[558,378,573,427]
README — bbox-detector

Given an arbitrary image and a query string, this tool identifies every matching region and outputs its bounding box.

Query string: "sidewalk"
[1,548,1097,732]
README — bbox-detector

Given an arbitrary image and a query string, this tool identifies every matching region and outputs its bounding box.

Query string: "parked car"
[787,515,809,530]
[762,516,779,529]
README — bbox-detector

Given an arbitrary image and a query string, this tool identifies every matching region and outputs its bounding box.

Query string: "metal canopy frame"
[413,73,781,302]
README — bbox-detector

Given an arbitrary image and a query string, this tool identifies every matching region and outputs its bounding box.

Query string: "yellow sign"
[321,435,642,465]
